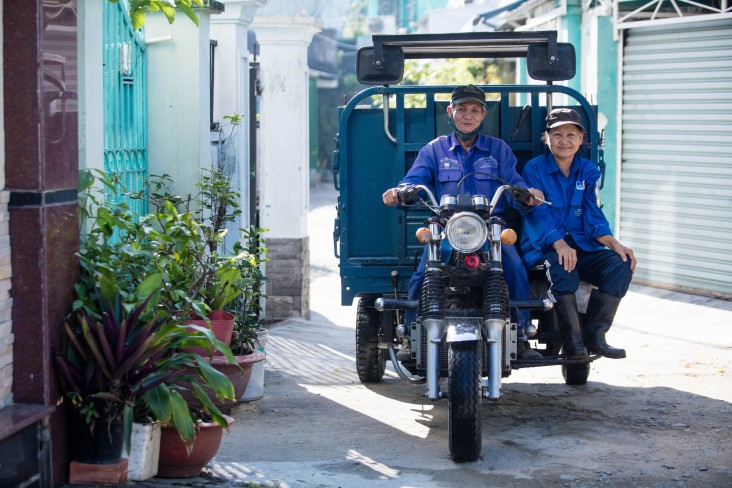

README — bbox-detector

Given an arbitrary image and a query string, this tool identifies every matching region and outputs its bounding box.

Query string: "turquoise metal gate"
[103,1,147,215]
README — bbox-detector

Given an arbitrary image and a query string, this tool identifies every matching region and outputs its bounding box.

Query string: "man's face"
[547,125,584,161]
[448,101,487,133]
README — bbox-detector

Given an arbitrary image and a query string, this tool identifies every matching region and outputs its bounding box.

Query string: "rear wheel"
[562,362,590,385]
[355,297,385,383]
[448,341,482,462]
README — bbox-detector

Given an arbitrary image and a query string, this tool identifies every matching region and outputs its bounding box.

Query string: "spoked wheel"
[562,361,590,385]
[355,296,385,383]
[448,340,482,462]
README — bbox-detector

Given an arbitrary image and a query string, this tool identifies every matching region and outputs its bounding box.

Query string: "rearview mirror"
[356,45,404,85]
[527,43,576,81]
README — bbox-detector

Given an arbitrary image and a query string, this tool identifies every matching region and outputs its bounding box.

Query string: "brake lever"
[510,186,552,206]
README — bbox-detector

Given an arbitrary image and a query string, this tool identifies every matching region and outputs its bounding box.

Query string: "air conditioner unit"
[366,15,397,35]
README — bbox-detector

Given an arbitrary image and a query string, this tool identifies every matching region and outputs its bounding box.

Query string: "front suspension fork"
[483,220,510,399]
[423,224,445,400]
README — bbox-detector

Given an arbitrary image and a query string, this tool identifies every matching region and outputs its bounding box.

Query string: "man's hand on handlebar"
[382,187,401,206]
[382,185,421,206]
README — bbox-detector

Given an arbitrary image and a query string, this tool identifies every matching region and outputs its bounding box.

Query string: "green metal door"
[103,0,147,215]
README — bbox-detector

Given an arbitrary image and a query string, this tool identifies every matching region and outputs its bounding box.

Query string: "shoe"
[584,290,626,359]
[518,342,542,359]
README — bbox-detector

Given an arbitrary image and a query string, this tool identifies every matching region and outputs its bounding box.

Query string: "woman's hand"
[552,239,577,272]
[597,235,637,272]
[528,188,545,206]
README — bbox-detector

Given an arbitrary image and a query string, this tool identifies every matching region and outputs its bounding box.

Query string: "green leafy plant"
[228,227,268,356]
[56,291,236,453]
[115,0,204,30]
[143,172,249,318]
[65,169,242,451]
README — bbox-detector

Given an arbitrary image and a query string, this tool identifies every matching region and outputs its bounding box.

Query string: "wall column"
[253,16,320,321]
[4,1,79,484]
[210,0,266,243]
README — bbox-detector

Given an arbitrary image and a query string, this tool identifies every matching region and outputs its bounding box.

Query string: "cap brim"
[452,97,486,106]
[547,120,585,131]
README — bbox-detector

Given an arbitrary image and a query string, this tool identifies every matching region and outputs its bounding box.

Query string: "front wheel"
[448,341,482,462]
[355,297,385,383]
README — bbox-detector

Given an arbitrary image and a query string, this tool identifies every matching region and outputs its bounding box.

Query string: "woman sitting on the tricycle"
[520,108,637,360]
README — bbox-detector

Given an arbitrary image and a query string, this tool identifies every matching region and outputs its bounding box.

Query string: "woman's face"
[448,101,487,133]
[547,125,584,161]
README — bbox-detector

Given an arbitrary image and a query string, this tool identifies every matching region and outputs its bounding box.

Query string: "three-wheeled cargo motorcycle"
[332,31,609,462]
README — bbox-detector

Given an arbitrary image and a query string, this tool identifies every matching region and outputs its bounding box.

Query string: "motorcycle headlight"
[445,212,487,253]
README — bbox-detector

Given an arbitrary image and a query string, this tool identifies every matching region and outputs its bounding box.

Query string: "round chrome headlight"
[445,212,487,253]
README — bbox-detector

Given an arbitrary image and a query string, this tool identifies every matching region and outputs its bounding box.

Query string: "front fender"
[446,317,482,342]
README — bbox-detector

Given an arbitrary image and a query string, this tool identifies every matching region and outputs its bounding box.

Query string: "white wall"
[145,11,213,199]
[77,0,104,172]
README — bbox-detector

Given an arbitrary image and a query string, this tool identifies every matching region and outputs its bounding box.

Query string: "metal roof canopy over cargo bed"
[334,31,600,305]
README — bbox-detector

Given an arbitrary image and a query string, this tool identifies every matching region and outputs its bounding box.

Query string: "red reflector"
[464,254,480,270]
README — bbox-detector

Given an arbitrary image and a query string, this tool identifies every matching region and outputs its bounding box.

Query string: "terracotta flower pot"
[184,310,236,356]
[177,351,265,412]
[156,416,233,478]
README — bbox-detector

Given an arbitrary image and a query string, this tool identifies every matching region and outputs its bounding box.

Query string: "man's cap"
[546,108,585,131]
[450,85,486,106]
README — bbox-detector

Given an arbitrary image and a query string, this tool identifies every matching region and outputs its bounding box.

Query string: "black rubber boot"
[584,290,626,359]
[553,294,588,359]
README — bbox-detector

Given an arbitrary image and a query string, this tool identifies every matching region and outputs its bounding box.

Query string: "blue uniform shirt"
[398,132,530,217]
[520,152,613,268]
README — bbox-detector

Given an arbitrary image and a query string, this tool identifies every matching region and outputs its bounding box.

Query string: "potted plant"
[56,290,236,465]
[57,171,237,472]
[226,227,269,402]
[142,172,246,348]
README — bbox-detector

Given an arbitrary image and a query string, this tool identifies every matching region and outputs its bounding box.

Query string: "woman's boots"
[552,294,588,359]
[583,290,626,359]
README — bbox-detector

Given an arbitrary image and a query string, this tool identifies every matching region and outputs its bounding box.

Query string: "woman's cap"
[450,85,486,106]
[546,108,585,131]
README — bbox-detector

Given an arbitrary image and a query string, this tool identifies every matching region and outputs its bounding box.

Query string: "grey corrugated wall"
[620,18,732,298]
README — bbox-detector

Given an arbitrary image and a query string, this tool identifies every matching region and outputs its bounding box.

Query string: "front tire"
[448,341,482,462]
[356,297,386,383]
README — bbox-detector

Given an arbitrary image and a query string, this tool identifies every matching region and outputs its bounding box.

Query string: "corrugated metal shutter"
[621,19,732,298]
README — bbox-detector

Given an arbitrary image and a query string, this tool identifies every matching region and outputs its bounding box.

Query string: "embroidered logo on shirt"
[575,208,583,217]
[576,180,586,190]
[440,157,461,170]
[475,157,498,170]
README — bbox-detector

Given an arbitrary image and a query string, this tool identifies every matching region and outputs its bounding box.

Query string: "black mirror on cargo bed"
[526,42,576,81]
[356,45,405,85]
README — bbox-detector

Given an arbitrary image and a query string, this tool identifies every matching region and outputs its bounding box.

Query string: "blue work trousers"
[405,243,532,327]
[542,238,632,299]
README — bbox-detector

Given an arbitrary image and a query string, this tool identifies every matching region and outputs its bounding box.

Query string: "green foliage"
[143,171,261,318]
[56,293,235,452]
[67,166,267,447]
[400,58,513,108]
[228,228,268,355]
[116,0,204,30]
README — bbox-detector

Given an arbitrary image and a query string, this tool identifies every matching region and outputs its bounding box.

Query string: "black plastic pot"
[71,415,125,464]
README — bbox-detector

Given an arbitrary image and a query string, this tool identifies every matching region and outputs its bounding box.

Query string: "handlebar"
[397,183,550,215]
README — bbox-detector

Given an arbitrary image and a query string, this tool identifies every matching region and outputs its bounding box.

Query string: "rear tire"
[448,341,482,462]
[356,297,386,383]
[562,362,590,385]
